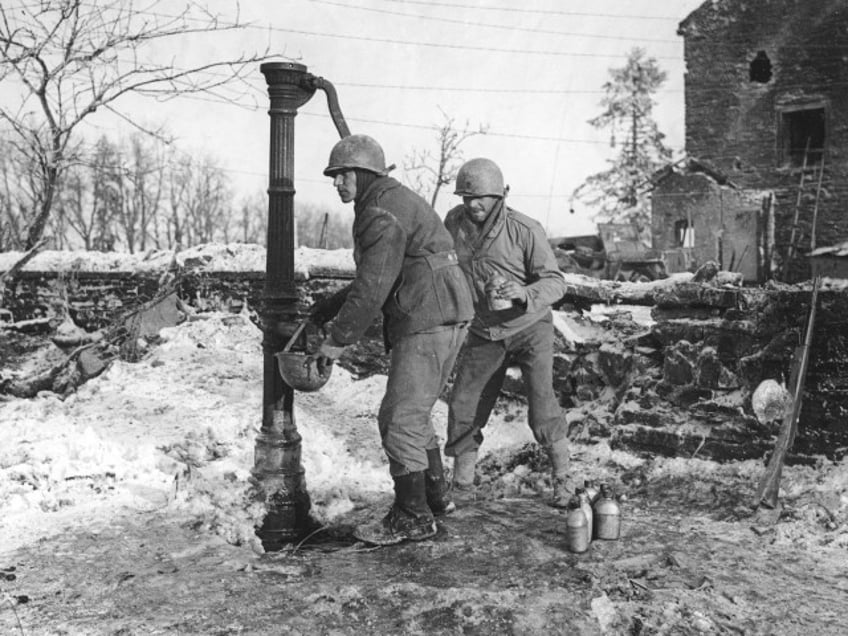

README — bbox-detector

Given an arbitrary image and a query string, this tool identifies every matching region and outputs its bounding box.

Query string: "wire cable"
[310,0,682,45]
[248,24,684,61]
[382,0,685,22]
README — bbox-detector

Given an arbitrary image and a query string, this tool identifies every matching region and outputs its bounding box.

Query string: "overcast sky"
[80,0,706,237]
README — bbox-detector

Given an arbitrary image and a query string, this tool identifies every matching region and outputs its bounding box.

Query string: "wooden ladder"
[782,138,811,278]
[783,139,826,277]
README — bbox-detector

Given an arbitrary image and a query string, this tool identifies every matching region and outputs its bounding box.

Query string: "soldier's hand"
[308,296,340,326]
[318,336,346,361]
[308,285,351,327]
[314,354,334,376]
[496,280,527,304]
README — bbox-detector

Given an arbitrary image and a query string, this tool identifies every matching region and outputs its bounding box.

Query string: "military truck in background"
[549,223,667,282]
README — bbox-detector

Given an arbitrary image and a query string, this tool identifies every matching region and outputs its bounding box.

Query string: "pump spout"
[305,75,351,138]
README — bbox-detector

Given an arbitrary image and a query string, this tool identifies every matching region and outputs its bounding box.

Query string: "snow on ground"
[0,243,355,278]
[0,311,537,556]
[588,304,654,327]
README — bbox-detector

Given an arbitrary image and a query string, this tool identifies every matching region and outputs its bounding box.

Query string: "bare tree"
[403,107,488,212]
[0,136,28,250]
[0,0,272,249]
[165,153,190,250]
[236,191,267,245]
[55,165,87,248]
[91,137,122,251]
[56,137,116,250]
[164,153,232,247]
[115,135,165,253]
[296,202,352,249]
[184,156,231,245]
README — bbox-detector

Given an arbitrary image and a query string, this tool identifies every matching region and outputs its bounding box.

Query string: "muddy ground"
[2,452,847,636]
[2,309,847,635]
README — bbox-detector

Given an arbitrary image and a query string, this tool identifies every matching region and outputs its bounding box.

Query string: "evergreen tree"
[573,48,673,231]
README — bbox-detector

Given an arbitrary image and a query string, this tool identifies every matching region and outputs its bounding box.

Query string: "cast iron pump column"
[253,62,349,551]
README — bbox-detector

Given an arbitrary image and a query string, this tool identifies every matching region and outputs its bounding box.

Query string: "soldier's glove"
[308,286,351,326]
[308,296,340,327]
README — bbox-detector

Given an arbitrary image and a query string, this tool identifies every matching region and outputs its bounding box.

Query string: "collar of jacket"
[462,197,506,251]
[354,176,400,214]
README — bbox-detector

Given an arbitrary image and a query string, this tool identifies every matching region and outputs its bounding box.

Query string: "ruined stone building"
[651,160,770,283]
[654,0,848,282]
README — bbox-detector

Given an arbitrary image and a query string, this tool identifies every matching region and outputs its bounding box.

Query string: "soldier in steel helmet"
[308,134,474,545]
[443,157,573,508]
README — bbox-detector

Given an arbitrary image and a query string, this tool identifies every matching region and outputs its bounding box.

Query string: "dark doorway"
[781,107,825,166]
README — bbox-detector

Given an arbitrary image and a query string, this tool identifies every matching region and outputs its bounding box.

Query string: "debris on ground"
[2,247,847,633]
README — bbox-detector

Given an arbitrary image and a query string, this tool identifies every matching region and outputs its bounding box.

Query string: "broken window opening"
[781,107,825,166]
[749,51,772,83]
[674,220,695,248]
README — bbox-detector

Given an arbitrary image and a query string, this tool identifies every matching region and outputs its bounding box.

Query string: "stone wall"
[3,269,847,462]
[2,270,349,331]
[600,282,848,462]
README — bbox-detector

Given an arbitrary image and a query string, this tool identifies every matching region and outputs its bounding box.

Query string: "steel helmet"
[323,134,388,176]
[454,158,505,197]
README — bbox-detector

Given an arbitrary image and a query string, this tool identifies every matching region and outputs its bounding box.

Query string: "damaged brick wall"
[679,0,848,281]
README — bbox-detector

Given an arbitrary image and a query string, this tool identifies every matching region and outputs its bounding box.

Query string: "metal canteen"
[593,484,621,541]
[566,496,590,553]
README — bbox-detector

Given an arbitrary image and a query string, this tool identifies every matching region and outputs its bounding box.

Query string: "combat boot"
[449,450,479,504]
[425,448,455,516]
[354,472,437,546]
[547,437,575,509]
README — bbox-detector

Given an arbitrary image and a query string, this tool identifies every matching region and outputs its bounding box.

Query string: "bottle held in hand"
[486,274,512,311]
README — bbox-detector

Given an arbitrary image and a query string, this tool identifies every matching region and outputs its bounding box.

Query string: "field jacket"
[329,177,473,348]
[444,199,566,341]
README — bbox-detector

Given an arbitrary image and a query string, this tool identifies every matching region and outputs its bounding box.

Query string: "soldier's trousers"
[378,323,468,476]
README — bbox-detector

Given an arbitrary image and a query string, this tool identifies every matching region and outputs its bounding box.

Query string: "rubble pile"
[3,248,847,462]
[554,276,848,462]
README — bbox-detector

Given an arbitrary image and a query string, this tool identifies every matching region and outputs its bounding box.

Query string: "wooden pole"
[754,276,822,510]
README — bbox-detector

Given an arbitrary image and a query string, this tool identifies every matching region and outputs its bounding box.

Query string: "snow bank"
[0,243,355,278]
[0,310,534,554]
